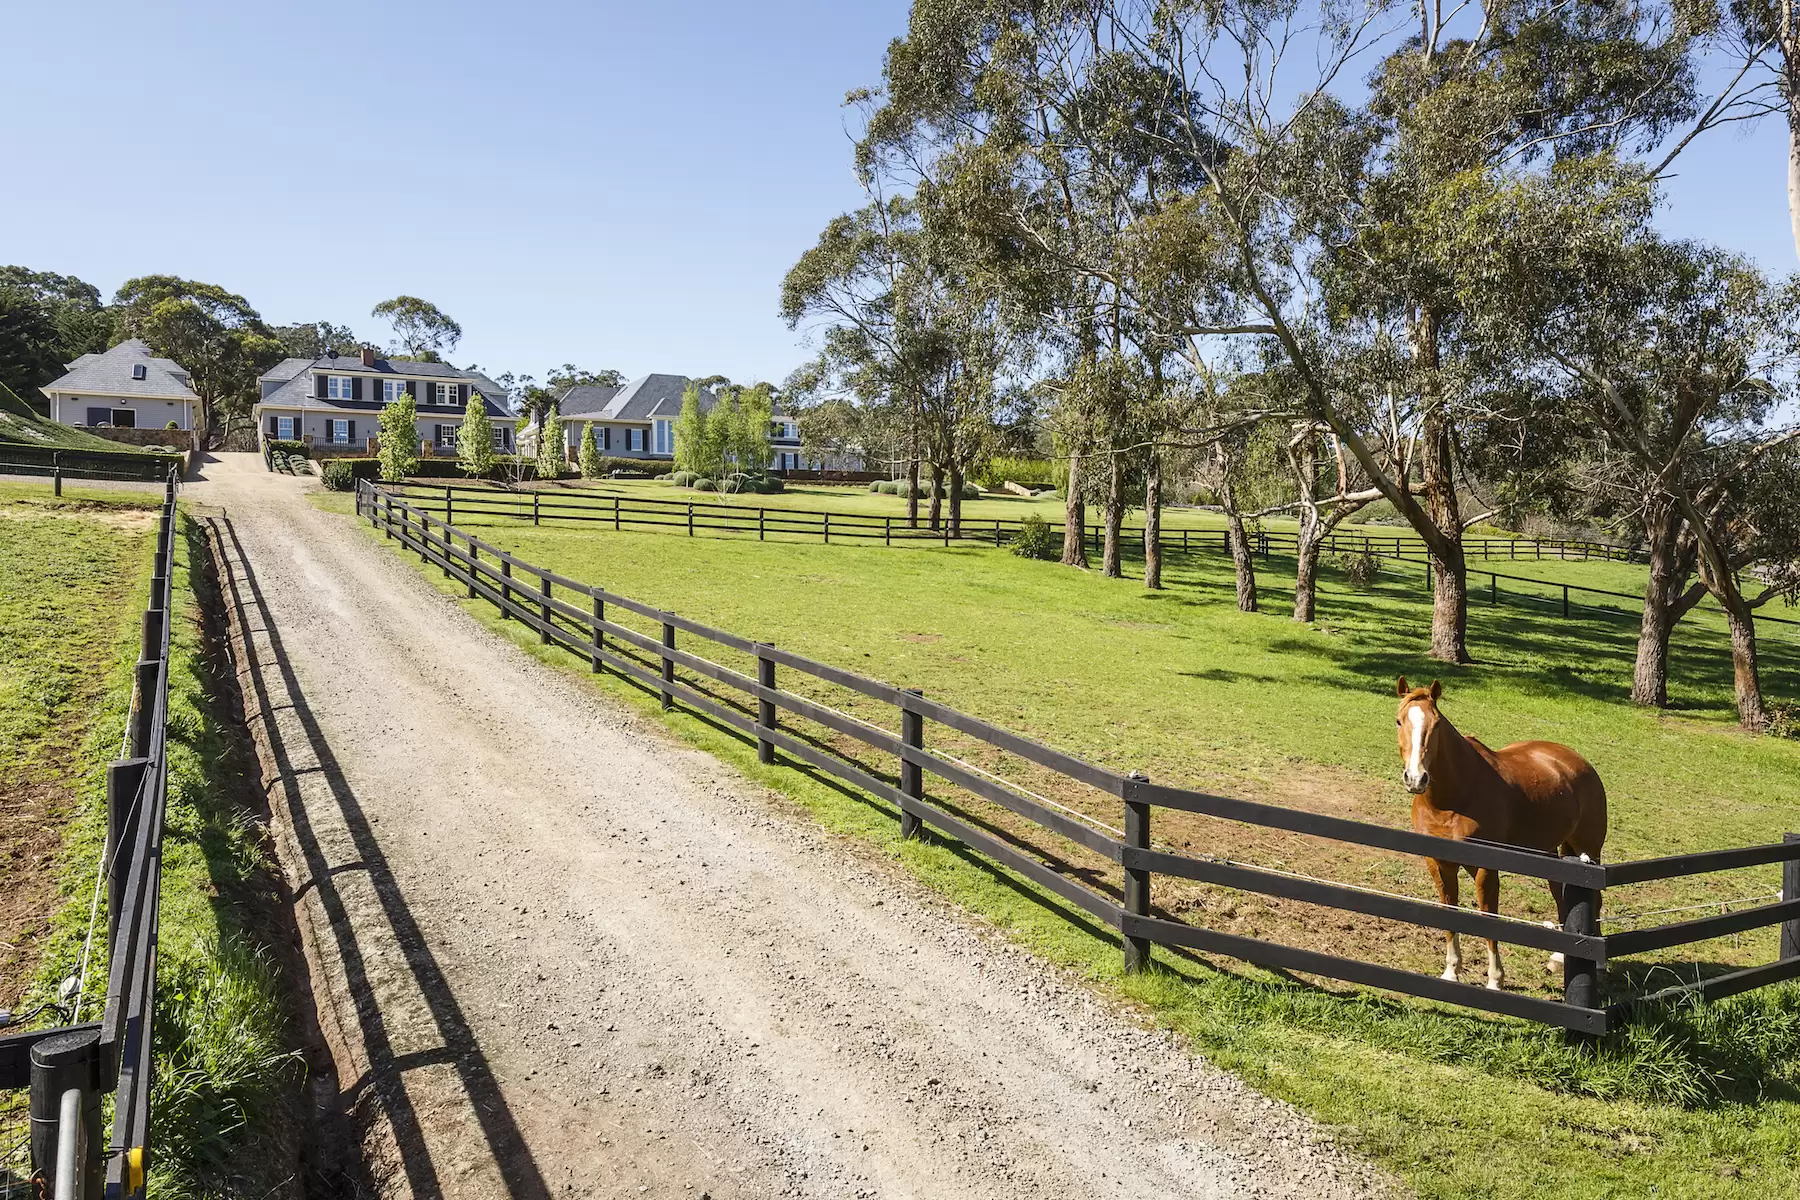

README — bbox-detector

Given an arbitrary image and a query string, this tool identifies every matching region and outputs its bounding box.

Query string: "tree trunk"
[1293,506,1324,623]
[1102,452,1124,578]
[1724,600,1769,731]
[1632,499,1684,707]
[1789,62,1800,263]
[1414,309,1471,663]
[928,463,944,530]
[1143,449,1162,589]
[948,465,963,539]
[907,457,920,528]
[1222,480,1258,613]
[1062,446,1088,567]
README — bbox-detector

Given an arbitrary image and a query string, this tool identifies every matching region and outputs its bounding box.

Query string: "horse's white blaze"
[1406,706,1426,778]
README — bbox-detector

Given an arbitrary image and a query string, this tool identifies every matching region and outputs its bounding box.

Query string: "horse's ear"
[1428,679,1442,701]
[1395,675,1409,697]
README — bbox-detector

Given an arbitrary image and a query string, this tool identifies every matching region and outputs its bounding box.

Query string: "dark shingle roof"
[555,374,714,423]
[42,339,199,402]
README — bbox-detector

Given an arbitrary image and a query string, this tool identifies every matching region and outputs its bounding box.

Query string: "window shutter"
[603,426,611,451]
[268,415,278,435]
[405,380,417,399]
[347,420,356,442]
[315,374,328,399]
[458,383,469,407]
[351,377,363,401]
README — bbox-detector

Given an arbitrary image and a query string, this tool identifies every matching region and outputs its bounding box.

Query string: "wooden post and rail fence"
[360,479,1800,1037]
[377,481,1800,638]
[0,472,179,1198]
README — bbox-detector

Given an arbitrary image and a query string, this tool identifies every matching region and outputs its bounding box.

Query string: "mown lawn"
[1,481,301,1196]
[330,486,1800,1200]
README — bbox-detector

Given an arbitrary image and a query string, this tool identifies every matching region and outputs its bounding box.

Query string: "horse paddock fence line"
[376,481,1800,639]
[361,480,1800,1037]
[0,473,177,1199]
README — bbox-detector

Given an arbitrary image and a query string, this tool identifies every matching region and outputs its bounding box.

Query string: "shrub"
[670,470,698,487]
[378,396,419,480]
[321,458,380,491]
[166,420,179,430]
[693,477,718,491]
[1769,702,1800,740]
[459,393,498,477]
[1011,513,1059,561]
[973,455,1055,490]
[1330,548,1382,589]
[265,439,307,458]
[868,481,882,492]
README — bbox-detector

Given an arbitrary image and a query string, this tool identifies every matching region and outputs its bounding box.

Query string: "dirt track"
[191,451,1393,1200]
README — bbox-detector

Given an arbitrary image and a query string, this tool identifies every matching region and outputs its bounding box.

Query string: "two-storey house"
[255,346,517,457]
[540,372,809,468]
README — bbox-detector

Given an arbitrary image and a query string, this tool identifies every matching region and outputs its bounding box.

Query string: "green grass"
[3,481,300,1197]
[0,380,157,455]
[331,489,1800,1198]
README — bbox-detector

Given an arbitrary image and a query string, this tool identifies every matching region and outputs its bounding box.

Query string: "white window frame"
[491,428,507,451]
[277,416,295,440]
[653,419,673,455]
[328,418,350,445]
[434,382,458,406]
[383,379,406,403]
[326,375,354,400]
[436,423,458,448]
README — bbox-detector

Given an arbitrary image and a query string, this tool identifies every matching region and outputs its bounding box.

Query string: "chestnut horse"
[1394,677,1607,990]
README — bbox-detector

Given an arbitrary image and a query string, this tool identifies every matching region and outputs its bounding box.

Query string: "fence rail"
[0,473,177,1198]
[379,481,1800,634]
[362,480,1800,1037]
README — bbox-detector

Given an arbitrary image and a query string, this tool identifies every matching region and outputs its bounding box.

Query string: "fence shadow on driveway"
[210,514,550,1200]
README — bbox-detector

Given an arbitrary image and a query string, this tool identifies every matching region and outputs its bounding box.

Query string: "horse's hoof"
[1486,978,1504,991]
[1546,954,1564,972]
[1441,968,1459,982]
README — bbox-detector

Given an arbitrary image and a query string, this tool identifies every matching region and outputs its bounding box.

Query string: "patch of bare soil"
[0,778,72,1009]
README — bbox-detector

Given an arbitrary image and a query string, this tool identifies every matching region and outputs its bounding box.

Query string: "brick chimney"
[360,345,377,368]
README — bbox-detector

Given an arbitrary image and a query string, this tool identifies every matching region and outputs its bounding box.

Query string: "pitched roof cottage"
[255,346,517,456]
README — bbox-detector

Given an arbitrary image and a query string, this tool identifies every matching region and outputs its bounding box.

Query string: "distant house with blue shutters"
[254,346,517,457]
[536,372,810,469]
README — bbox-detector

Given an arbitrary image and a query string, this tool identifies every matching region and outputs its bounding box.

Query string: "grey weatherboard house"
[542,373,807,468]
[40,339,201,432]
[255,346,517,457]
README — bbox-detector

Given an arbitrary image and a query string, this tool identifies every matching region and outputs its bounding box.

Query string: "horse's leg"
[1545,873,1567,974]
[1426,858,1461,981]
[1475,866,1505,990]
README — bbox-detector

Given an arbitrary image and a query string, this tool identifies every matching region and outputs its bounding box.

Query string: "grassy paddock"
[3,481,301,1196]
[331,489,1800,1199]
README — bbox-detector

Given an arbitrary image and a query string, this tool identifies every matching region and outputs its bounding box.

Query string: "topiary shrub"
[693,477,718,491]
[1011,513,1059,561]
[868,481,883,492]
[670,470,698,487]
[321,459,375,491]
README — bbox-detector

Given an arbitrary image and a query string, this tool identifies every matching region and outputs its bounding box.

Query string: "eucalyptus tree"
[372,295,462,361]
[113,275,285,439]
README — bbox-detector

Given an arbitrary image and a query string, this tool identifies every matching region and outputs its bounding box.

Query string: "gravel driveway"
[192,452,1392,1200]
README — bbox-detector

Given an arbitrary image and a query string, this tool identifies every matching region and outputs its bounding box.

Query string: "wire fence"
[0,471,178,1198]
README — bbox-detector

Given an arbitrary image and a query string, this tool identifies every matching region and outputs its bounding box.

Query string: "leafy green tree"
[537,404,564,478]
[378,394,420,480]
[113,275,284,439]
[276,320,361,359]
[458,391,497,477]
[549,364,625,389]
[371,295,462,360]
[579,422,601,478]
[706,390,743,477]
[737,383,775,474]
[672,383,717,476]
[0,287,67,407]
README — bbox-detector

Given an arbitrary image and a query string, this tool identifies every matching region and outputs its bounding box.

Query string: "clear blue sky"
[0,1,1788,390]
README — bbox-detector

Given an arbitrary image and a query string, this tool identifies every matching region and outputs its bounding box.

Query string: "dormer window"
[434,382,461,406]
[131,363,147,381]
[383,379,407,403]
[326,375,355,400]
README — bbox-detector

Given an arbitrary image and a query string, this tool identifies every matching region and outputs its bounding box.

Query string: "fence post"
[538,576,552,644]
[1490,574,1497,605]
[1562,585,1570,618]
[759,508,766,542]
[530,492,540,526]
[499,559,512,619]
[29,1027,102,1200]
[466,542,479,599]
[54,463,63,497]
[660,620,676,711]
[1783,834,1800,962]
[446,488,454,527]
[824,512,831,545]
[614,496,621,532]
[591,591,605,672]
[1124,770,1151,973]
[687,502,694,537]
[106,758,148,950]
[416,510,430,564]
[899,690,924,839]
[1561,869,1600,1025]
[885,516,891,547]
[756,644,777,765]
[128,657,158,760]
